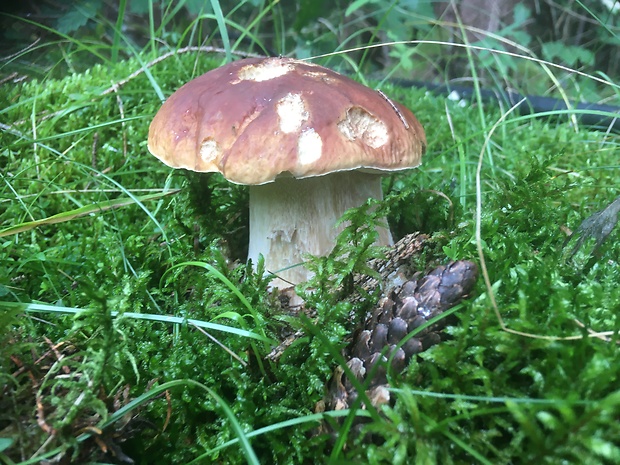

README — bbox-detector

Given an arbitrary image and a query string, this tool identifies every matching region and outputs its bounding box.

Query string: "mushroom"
[148,57,426,288]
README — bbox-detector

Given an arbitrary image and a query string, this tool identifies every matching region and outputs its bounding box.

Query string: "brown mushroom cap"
[148,57,426,185]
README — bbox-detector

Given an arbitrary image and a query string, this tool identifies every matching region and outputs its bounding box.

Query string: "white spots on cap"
[276,93,308,133]
[237,58,294,82]
[297,128,322,165]
[303,70,331,80]
[337,107,388,149]
[200,137,221,164]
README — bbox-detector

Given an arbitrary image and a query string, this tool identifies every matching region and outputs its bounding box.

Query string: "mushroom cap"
[148,57,426,185]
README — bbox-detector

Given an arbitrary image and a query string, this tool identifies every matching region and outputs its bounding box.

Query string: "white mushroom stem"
[247,170,393,289]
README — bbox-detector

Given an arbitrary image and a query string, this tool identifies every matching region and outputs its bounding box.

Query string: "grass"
[1,2,620,464]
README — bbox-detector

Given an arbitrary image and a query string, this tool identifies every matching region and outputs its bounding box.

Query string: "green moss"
[1,50,619,464]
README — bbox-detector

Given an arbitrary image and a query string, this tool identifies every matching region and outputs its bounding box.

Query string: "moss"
[1,51,619,463]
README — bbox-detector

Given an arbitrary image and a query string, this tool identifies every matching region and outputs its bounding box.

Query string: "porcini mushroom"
[148,57,426,288]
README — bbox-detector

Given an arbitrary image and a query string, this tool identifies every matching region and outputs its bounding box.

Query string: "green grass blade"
[13,379,259,465]
[163,261,267,331]
[190,410,370,463]
[107,380,260,464]
[209,0,232,63]
[0,191,178,238]
[3,15,110,64]
[202,384,259,464]
[0,301,273,344]
[111,0,127,63]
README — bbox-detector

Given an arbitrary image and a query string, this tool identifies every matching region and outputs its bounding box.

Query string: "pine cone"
[325,260,478,412]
